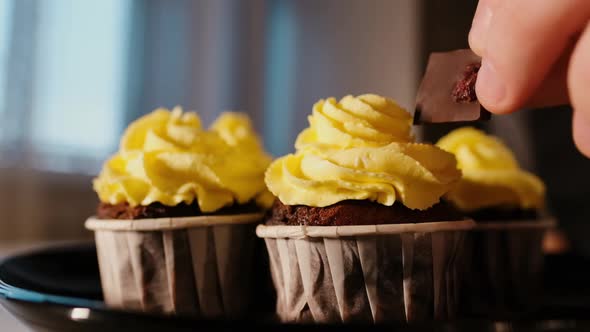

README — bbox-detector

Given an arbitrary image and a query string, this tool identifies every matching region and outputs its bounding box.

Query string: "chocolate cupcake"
[436,127,555,317]
[85,107,271,318]
[256,94,473,323]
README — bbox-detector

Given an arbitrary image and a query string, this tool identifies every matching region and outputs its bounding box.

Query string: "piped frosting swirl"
[436,127,545,212]
[266,94,461,210]
[93,107,271,213]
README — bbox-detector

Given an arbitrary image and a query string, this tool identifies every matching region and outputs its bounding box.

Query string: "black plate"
[1,243,590,332]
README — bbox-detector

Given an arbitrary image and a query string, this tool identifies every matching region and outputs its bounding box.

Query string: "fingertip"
[475,59,514,114]
[468,0,494,56]
[468,31,484,57]
[477,0,588,115]
[573,111,590,158]
[568,23,590,158]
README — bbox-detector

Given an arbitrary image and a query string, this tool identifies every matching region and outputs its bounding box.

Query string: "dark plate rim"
[2,243,590,330]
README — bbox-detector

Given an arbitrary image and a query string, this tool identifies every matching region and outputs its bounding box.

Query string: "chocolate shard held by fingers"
[414,49,491,124]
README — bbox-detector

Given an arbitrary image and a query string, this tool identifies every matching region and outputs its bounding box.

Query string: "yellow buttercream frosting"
[436,127,545,212]
[265,94,461,210]
[93,107,272,213]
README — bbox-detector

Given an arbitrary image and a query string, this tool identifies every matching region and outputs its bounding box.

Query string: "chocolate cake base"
[97,201,260,220]
[265,199,464,226]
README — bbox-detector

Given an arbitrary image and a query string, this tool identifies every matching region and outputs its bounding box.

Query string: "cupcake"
[85,107,271,318]
[256,94,473,323]
[436,127,555,317]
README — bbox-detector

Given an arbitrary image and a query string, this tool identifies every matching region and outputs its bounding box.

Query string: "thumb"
[568,23,590,158]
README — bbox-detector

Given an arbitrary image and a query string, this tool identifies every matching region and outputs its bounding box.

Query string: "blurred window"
[32,0,130,160]
[0,0,131,174]
[0,0,12,120]
[264,0,297,156]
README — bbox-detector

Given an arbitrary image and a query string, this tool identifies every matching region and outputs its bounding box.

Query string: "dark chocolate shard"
[414,49,491,124]
[452,63,480,103]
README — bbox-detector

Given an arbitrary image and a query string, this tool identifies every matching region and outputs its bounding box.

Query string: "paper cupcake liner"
[85,213,262,318]
[461,218,556,317]
[256,220,474,323]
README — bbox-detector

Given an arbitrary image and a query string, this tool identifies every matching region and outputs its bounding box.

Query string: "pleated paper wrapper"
[85,213,262,318]
[461,218,556,317]
[256,220,475,323]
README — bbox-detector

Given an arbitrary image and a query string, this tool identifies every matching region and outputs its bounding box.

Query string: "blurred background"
[0,0,588,254]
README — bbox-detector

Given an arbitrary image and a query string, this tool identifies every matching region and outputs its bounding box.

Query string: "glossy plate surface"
[1,243,590,332]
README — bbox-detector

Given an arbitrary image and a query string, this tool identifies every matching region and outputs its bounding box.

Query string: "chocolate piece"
[97,201,260,220]
[414,49,491,124]
[452,63,480,103]
[265,199,464,226]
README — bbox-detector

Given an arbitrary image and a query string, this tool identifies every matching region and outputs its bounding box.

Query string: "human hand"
[468,0,590,157]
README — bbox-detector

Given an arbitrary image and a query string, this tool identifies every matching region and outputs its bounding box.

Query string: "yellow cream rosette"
[93,107,271,213]
[265,94,461,210]
[436,127,545,212]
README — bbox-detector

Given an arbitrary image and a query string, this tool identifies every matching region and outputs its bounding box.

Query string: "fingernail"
[469,4,493,54]
[476,59,506,108]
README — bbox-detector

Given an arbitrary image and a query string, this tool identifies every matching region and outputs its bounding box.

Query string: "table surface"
[0,305,28,332]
